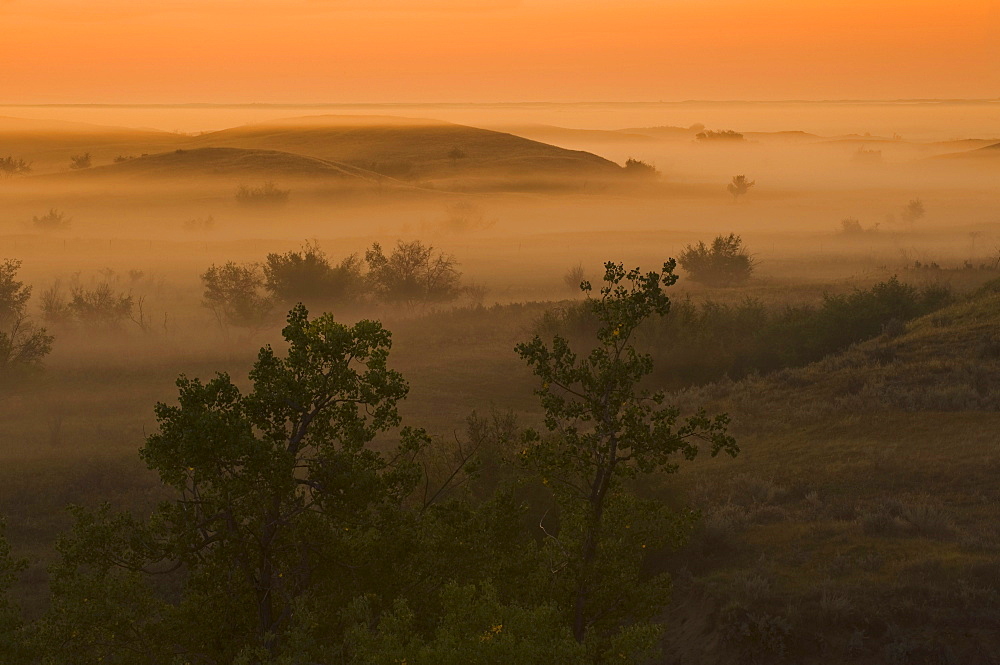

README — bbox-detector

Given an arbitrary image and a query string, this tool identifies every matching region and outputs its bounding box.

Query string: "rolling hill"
[186,115,624,181]
[39,147,394,183]
[658,278,1000,664]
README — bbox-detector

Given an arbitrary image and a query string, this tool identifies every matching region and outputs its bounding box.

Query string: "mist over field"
[1,96,999,663]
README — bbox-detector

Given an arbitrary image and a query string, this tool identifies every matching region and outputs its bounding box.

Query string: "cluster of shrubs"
[202,239,465,331]
[40,281,140,331]
[541,276,952,388]
[696,129,744,141]
[235,181,290,206]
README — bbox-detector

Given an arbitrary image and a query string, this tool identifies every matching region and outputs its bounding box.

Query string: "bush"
[697,130,744,141]
[901,198,925,225]
[235,181,289,206]
[839,218,878,236]
[67,284,134,329]
[0,156,31,178]
[365,240,462,305]
[624,158,658,177]
[32,209,71,231]
[201,262,273,331]
[542,277,953,389]
[678,233,754,286]
[68,153,91,170]
[563,263,588,295]
[727,175,755,201]
[263,240,364,306]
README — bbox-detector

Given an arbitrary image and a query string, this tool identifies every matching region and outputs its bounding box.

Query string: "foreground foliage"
[0,260,736,663]
[517,261,737,654]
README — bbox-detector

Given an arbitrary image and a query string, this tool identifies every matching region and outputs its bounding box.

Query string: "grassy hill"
[0,116,185,172]
[2,114,626,191]
[656,279,1000,663]
[39,147,395,183]
[187,114,624,184]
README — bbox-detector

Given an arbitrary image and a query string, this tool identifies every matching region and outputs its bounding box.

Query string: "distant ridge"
[37,146,394,182]
[186,115,623,179]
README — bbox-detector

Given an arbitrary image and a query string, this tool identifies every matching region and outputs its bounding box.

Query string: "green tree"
[515,261,737,655]
[43,305,428,662]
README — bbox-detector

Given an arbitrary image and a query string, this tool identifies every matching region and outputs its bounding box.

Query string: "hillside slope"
[38,147,395,184]
[656,280,1000,664]
[188,115,624,181]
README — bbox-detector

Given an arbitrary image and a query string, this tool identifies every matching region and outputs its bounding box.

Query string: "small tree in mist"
[0,157,31,179]
[901,198,926,227]
[264,240,365,306]
[66,284,134,330]
[727,175,755,201]
[201,262,273,332]
[679,234,755,286]
[563,263,588,295]
[516,261,737,655]
[0,259,53,383]
[365,240,462,306]
[68,153,91,170]
[31,209,71,231]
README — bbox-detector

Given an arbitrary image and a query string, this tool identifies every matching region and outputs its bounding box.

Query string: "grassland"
[0,107,999,661]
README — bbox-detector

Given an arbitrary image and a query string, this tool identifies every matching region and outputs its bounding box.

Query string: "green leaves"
[52,304,426,661]
[516,260,737,647]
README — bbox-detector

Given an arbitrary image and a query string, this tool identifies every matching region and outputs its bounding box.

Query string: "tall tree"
[516,261,738,655]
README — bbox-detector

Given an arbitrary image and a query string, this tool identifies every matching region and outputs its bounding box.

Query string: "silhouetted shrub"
[365,240,462,305]
[32,209,71,231]
[727,175,755,201]
[67,284,133,329]
[182,216,214,232]
[68,153,91,170]
[839,218,879,236]
[697,130,744,141]
[678,234,754,286]
[563,263,588,295]
[901,198,925,225]
[201,262,273,330]
[624,158,658,177]
[0,156,31,178]
[235,181,290,206]
[264,241,365,306]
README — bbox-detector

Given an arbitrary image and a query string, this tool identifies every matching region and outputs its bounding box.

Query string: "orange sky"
[1,0,996,103]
